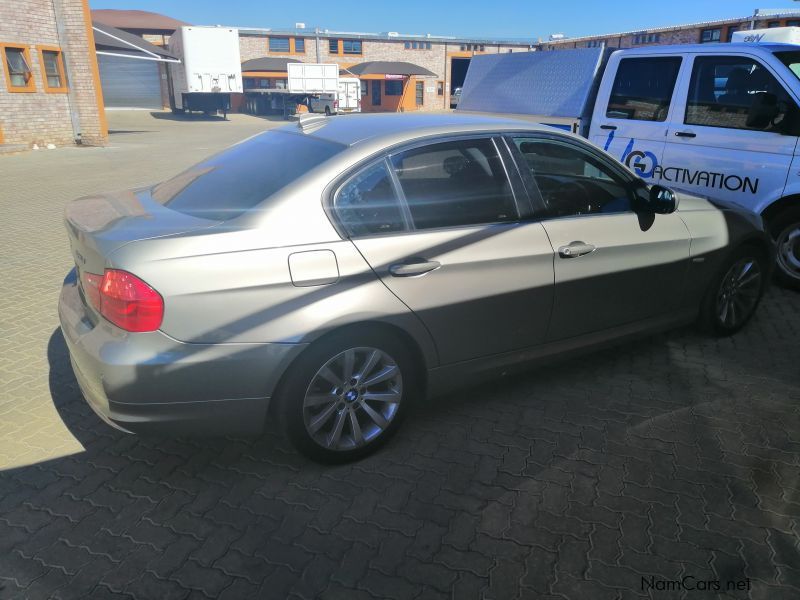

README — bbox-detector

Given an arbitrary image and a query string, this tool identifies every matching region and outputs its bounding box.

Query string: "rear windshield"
[151,130,346,221]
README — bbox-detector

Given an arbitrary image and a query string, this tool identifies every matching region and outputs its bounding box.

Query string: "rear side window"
[390,138,517,230]
[151,131,345,221]
[335,162,406,237]
[606,57,682,122]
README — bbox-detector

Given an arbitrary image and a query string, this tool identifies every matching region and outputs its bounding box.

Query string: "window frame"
[415,81,424,106]
[329,39,339,54]
[605,55,683,123]
[2,44,36,93]
[268,37,292,53]
[700,28,722,43]
[325,133,531,239]
[38,46,68,93]
[503,131,640,220]
[294,38,305,53]
[342,39,363,55]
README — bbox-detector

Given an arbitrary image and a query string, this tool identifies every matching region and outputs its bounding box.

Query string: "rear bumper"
[58,269,306,436]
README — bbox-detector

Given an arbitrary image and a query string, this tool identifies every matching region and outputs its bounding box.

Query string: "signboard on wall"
[385,74,405,80]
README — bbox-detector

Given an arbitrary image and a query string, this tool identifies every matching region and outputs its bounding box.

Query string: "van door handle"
[558,242,596,258]
[599,124,617,130]
[388,260,441,277]
[675,131,697,138]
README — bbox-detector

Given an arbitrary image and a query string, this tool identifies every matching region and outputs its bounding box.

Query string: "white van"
[458,30,800,288]
[308,77,361,115]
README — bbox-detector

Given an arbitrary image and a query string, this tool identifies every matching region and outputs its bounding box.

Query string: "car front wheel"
[699,245,767,336]
[276,330,417,463]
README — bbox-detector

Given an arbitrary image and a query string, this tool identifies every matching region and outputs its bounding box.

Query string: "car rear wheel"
[771,207,800,290]
[699,245,766,336]
[276,330,417,463]
[324,106,332,116]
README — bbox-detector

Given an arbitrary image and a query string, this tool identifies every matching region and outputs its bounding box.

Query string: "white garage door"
[98,55,162,109]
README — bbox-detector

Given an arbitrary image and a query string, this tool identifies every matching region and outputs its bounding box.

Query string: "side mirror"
[746,92,780,129]
[634,183,678,214]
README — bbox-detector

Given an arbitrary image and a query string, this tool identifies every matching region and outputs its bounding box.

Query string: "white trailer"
[168,26,242,117]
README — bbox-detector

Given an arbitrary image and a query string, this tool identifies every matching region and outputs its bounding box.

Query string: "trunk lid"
[64,188,216,285]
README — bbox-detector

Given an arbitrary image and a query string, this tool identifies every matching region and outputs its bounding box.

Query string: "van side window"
[335,162,407,237]
[511,137,632,217]
[606,57,682,122]
[685,56,798,133]
[390,138,517,230]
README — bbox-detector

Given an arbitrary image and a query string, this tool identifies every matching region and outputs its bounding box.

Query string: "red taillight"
[89,269,163,332]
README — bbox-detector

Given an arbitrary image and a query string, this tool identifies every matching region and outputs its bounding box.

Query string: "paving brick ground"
[1,110,799,600]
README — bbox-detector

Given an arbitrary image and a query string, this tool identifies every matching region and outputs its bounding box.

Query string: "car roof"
[280,112,554,147]
[614,42,797,55]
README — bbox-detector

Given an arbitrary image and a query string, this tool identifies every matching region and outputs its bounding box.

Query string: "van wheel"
[275,330,418,463]
[698,245,767,336]
[325,106,332,116]
[771,207,800,290]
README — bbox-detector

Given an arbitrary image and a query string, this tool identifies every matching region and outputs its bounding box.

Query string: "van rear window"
[151,130,346,221]
[606,57,682,122]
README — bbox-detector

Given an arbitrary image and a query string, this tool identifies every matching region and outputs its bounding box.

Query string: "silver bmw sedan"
[59,113,772,462]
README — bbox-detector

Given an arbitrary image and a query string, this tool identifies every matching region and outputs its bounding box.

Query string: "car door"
[589,54,684,181]
[507,134,691,341]
[660,53,799,211]
[332,136,555,365]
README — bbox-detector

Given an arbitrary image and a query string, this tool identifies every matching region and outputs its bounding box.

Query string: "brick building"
[539,8,800,50]
[0,0,106,149]
[238,29,533,111]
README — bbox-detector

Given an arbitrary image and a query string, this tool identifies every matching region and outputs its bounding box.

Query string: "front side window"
[3,46,34,91]
[606,57,681,122]
[511,137,632,217]
[335,162,406,237]
[41,49,66,90]
[385,80,403,96]
[686,56,798,133]
[269,37,290,52]
[390,138,517,230]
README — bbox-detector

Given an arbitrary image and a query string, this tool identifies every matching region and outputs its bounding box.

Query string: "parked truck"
[168,26,242,117]
[457,27,800,288]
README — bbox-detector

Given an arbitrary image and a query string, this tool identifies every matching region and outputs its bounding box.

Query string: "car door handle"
[675,131,697,138]
[599,124,617,130]
[558,241,596,258]
[388,260,441,277]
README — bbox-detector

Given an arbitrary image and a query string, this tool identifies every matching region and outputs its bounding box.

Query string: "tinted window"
[686,56,797,132]
[385,81,403,96]
[606,57,681,122]
[152,131,345,221]
[391,138,517,229]
[335,162,406,237]
[512,137,632,217]
[294,38,305,52]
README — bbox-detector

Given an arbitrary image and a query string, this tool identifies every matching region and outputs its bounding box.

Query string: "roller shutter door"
[98,55,162,109]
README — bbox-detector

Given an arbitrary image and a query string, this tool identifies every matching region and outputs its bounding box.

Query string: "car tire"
[770,207,800,290]
[325,106,332,116]
[698,244,767,336]
[275,329,419,463]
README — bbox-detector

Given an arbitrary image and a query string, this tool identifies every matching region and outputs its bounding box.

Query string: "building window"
[727,26,740,41]
[700,28,722,43]
[343,40,362,55]
[437,81,444,96]
[40,48,67,92]
[371,80,381,105]
[768,21,782,28]
[587,39,605,48]
[385,80,403,96]
[360,80,368,96]
[269,37,291,52]
[632,33,660,45]
[329,39,339,54]
[295,38,305,53]
[405,41,411,49]
[2,45,35,92]
[415,81,424,106]
[787,20,800,27]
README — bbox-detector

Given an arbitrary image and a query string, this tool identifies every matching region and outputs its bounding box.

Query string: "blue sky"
[92,1,800,40]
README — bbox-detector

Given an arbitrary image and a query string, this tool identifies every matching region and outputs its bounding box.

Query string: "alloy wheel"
[716,257,762,329]
[302,347,403,451]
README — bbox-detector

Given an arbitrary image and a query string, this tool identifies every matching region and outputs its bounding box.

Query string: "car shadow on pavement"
[149,112,228,122]
[1,318,796,598]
